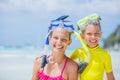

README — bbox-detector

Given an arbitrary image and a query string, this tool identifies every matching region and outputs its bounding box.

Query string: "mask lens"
[78,18,88,27]
[49,20,74,32]
[77,14,101,31]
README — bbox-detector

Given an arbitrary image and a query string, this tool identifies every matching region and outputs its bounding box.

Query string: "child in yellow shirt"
[69,14,115,80]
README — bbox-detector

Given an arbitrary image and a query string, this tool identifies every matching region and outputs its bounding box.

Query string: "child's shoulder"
[99,46,110,53]
[98,46,111,57]
[67,57,78,69]
[74,47,85,52]
[34,56,42,64]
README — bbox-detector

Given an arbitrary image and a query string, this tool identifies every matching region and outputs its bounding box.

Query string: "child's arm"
[67,59,78,80]
[32,57,42,80]
[106,72,115,80]
[104,51,115,80]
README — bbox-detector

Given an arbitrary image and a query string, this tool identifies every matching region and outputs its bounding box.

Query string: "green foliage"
[103,25,120,48]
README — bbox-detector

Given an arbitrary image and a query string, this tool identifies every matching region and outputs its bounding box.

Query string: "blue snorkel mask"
[41,15,74,68]
[48,20,74,33]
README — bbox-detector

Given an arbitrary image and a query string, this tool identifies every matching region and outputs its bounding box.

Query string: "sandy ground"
[0,49,119,80]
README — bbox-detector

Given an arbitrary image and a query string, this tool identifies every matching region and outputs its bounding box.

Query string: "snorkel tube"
[41,15,69,68]
[73,31,90,73]
[73,13,101,73]
[55,15,69,21]
[41,32,50,68]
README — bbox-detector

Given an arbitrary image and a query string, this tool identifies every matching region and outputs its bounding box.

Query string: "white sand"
[0,49,119,80]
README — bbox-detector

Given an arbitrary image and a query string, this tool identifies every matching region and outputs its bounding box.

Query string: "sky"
[0,0,120,49]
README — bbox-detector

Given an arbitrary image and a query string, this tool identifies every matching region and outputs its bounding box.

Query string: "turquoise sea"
[0,47,120,80]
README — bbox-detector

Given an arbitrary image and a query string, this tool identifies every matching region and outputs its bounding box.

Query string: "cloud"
[86,0,120,15]
[0,0,120,15]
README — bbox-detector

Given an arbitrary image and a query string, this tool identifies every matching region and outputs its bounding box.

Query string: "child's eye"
[95,33,100,36]
[87,33,92,36]
[61,39,67,42]
[53,37,58,40]
[95,33,99,36]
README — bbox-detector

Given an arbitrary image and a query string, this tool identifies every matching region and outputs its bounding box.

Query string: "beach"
[0,48,119,80]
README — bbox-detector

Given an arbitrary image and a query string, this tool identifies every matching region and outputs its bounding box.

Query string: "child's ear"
[68,39,72,45]
[80,33,84,38]
[100,32,102,37]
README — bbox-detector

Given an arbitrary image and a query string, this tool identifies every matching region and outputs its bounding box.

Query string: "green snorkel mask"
[74,13,101,73]
[78,13,101,31]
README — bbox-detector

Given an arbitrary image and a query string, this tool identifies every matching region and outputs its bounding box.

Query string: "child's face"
[81,24,102,48]
[49,27,72,53]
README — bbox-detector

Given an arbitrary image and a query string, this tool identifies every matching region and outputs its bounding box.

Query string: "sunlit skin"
[32,27,78,80]
[80,24,115,80]
[49,27,72,55]
[81,24,102,48]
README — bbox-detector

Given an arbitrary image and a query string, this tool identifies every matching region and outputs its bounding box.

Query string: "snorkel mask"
[41,15,74,68]
[77,13,101,31]
[48,16,74,33]
[74,13,101,73]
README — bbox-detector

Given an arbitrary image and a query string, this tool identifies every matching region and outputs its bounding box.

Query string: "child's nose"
[57,39,62,44]
[91,34,96,38]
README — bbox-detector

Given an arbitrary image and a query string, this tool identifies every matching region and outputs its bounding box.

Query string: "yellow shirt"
[69,45,112,80]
